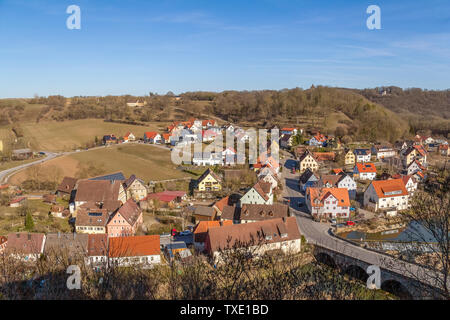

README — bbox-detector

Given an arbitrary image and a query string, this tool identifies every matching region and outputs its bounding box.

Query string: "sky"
[0,0,449,97]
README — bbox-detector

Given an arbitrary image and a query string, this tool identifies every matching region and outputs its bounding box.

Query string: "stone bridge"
[313,245,443,299]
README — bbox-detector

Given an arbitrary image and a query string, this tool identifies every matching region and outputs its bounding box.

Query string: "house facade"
[372,145,396,160]
[240,181,273,205]
[123,175,148,201]
[75,208,109,234]
[344,149,355,165]
[305,187,351,219]
[354,149,371,163]
[107,199,143,238]
[299,168,320,193]
[192,152,223,166]
[196,169,222,192]
[144,132,162,144]
[353,163,377,180]
[298,151,319,173]
[363,179,409,215]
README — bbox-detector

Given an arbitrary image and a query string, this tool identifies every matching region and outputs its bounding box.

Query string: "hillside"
[356,87,450,137]
[0,86,425,151]
[205,86,410,143]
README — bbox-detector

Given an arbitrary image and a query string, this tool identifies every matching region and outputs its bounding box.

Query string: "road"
[0,151,60,184]
[280,151,447,292]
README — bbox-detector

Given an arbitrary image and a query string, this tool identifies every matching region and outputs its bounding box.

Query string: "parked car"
[171,228,178,236]
[179,230,192,236]
[330,218,337,224]
[346,221,355,226]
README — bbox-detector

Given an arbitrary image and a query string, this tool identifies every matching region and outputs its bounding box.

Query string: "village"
[0,115,448,271]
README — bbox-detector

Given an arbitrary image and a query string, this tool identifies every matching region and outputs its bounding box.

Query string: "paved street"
[0,151,59,184]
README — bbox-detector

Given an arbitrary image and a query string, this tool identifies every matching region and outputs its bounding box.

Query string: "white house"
[402,175,417,195]
[258,172,280,190]
[305,187,351,219]
[372,145,396,160]
[353,163,377,180]
[192,152,223,166]
[363,179,409,215]
[354,149,371,162]
[407,160,426,176]
[240,181,273,206]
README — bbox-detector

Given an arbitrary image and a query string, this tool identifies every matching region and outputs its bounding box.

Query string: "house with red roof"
[123,132,135,143]
[308,132,328,147]
[9,196,27,208]
[143,191,187,209]
[108,235,161,267]
[353,163,377,180]
[407,160,426,176]
[364,179,409,215]
[281,128,299,136]
[193,220,233,251]
[144,132,162,144]
[162,133,171,144]
[305,187,351,219]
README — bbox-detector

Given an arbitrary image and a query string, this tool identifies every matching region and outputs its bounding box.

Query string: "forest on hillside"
[358,87,450,137]
[2,85,449,144]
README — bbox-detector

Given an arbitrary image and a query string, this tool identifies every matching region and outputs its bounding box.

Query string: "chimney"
[28,234,31,241]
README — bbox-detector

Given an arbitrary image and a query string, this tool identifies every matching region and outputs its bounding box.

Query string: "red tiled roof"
[370,179,409,199]
[355,163,377,173]
[108,235,160,257]
[307,188,350,208]
[213,196,230,213]
[332,168,344,175]
[144,132,159,139]
[6,233,45,255]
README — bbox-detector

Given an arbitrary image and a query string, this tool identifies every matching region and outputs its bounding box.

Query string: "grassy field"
[0,199,72,236]
[9,144,192,184]
[19,119,171,152]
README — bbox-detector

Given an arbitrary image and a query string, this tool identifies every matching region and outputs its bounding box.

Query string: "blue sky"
[0,0,449,97]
